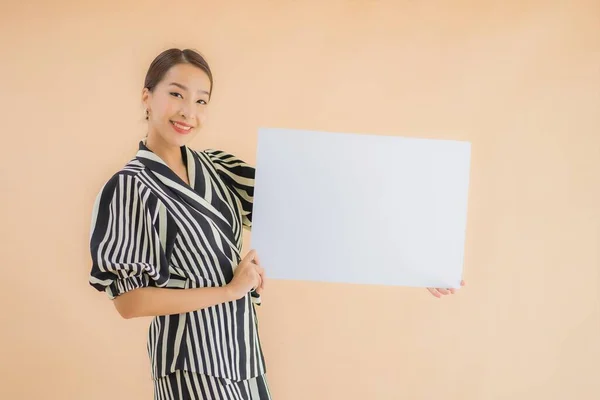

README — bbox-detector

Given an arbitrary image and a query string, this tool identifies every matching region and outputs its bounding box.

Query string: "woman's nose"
[179,104,196,122]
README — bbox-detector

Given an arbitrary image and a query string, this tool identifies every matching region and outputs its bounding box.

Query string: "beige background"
[1,1,599,399]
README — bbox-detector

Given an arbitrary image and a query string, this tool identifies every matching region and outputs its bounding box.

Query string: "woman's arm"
[113,286,237,319]
[113,250,265,319]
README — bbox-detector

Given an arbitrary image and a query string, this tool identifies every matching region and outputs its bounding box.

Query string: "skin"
[427,280,466,298]
[141,63,209,181]
[113,63,264,319]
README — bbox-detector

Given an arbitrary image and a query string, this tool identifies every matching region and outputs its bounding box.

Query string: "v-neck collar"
[135,140,242,260]
[135,141,223,222]
[136,139,195,190]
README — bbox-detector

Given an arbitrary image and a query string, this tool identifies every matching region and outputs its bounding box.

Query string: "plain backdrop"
[1,1,599,399]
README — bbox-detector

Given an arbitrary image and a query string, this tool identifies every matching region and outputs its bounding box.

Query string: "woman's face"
[142,63,211,148]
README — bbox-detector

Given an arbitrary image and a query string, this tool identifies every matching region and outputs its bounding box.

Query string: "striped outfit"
[154,371,271,400]
[88,140,270,399]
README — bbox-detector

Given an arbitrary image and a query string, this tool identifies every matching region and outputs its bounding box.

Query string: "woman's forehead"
[163,64,211,91]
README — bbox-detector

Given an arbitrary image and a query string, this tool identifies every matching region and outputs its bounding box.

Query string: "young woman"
[88,48,270,399]
[88,47,465,400]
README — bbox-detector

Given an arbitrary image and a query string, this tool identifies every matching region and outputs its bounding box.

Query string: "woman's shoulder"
[95,158,153,201]
[106,157,147,182]
[192,147,231,160]
[193,147,252,168]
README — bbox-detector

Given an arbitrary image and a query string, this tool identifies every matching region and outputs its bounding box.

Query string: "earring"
[145,109,150,120]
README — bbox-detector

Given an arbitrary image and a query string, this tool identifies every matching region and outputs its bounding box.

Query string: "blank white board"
[250,128,471,288]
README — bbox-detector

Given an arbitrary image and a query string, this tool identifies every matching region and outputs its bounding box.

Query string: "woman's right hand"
[227,249,265,300]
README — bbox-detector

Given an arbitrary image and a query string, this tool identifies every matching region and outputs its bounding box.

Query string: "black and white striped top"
[88,140,266,382]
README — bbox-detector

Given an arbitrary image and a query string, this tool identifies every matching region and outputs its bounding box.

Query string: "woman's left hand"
[427,280,465,298]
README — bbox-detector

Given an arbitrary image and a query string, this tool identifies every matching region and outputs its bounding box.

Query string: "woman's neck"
[145,133,183,169]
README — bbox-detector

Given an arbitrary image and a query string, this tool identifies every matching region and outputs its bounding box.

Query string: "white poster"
[250,128,471,288]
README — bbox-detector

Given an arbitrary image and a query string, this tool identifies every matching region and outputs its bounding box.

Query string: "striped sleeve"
[205,149,255,230]
[88,173,171,299]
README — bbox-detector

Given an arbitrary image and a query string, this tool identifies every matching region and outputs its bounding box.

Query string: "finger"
[437,288,450,295]
[246,249,257,262]
[255,274,263,294]
[255,265,266,290]
[255,269,263,290]
[427,288,441,298]
[450,280,466,293]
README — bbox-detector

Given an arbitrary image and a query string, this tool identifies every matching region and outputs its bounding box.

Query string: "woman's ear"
[141,88,151,111]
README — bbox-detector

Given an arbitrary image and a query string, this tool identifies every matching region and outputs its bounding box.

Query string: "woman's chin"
[162,130,195,147]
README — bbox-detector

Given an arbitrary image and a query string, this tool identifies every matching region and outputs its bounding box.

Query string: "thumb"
[244,249,257,263]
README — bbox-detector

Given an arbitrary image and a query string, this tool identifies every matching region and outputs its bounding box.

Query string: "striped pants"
[154,371,272,400]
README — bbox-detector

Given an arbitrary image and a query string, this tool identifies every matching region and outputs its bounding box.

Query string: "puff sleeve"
[205,149,255,230]
[88,173,171,299]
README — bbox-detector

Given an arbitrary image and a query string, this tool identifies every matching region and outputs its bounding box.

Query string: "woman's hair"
[143,48,213,119]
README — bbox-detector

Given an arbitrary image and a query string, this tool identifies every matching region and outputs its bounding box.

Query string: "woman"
[88,47,464,399]
[88,48,270,399]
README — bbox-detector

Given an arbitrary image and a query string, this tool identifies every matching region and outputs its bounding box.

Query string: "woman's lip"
[170,121,192,134]
[171,120,193,128]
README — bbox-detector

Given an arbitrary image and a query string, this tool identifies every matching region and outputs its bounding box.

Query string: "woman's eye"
[170,92,183,99]
[197,100,207,105]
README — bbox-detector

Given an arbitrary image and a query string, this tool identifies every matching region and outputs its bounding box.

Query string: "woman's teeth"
[171,121,191,130]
